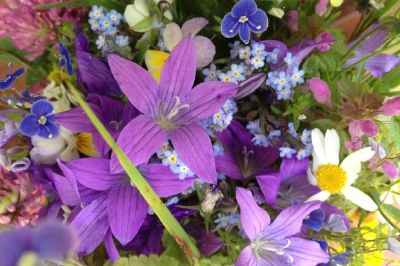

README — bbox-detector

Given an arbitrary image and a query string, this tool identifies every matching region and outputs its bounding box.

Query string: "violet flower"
[108,37,238,183]
[221,0,268,44]
[215,120,280,204]
[235,187,329,265]
[0,66,25,91]
[56,93,139,156]
[0,221,77,266]
[62,158,194,255]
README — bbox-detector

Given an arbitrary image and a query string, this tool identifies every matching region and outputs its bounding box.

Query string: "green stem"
[66,82,200,265]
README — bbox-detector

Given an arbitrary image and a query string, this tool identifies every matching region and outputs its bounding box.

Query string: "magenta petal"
[56,106,98,133]
[66,158,125,191]
[71,194,109,256]
[265,201,321,239]
[159,37,196,114]
[287,237,330,265]
[256,174,281,205]
[111,115,167,173]
[380,96,400,116]
[236,187,270,241]
[235,245,257,266]
[171,124,217,184]
[349,119,378,139]
[215,154,244,180]
[141,164,195,197]
[107,54,159,115]
[305,78,331,104]
[315,0,329,16]
[174,81,238,124]
[107,183,148,245]
[382,160,398,179]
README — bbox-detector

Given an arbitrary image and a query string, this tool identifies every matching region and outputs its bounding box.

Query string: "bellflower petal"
[171,124,217,184]
[236,187,270,241]
[71,194,109,256]
[215,154,244,180]
[159,37,196,114]
[56,105,99,133]
[104,230,120,263]
[235,73,266,99]
[286,237,330,265]
[365,54,400,77]
[256,174,281,205]
[111,115,167,173]
[235,245,257,266]
[108,54,159,115]
[280,158,309,182]
[107,183,148,245]
[51,171,81,206]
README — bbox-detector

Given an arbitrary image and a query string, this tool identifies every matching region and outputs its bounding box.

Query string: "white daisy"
[306,128,378,212]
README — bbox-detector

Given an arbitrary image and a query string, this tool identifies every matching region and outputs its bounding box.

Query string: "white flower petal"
[312,151,321,173]
[342,186,378,212]
[341,147,375,185]
[305,191,331,203]
[311,128,327,164]
[307,168,317,186]
[324,129,340,164]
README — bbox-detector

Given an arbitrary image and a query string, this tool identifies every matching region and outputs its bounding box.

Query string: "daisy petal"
[305,191,331,203]
[307,168,317,186]
[340,147,375,185]
[324,129,340,164]
[311,129,327,164]
[341,186,377,212]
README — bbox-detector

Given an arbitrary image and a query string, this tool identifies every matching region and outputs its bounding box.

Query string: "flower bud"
[201,188,223,214]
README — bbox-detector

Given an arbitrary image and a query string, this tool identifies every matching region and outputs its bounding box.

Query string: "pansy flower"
[306,129,378,212]
[221,0,268,44]
[19,100,59,139]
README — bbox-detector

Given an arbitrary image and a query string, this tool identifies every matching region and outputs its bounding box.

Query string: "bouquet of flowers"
[0,0,400,265]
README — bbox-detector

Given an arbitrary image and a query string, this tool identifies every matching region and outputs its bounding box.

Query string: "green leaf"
[162,231,190,265]
[113,254,179,266]
[34,0,126,12]
[371,66,400,95]
[268,7,285,19]
[0,37,30,65]
[132,17,153,32]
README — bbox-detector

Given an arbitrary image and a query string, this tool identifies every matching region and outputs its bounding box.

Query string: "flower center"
[157,96,189,130]
[316,164,347,193]
[239,16,249,23]
[252,237,294,264]
[37,116,47,125]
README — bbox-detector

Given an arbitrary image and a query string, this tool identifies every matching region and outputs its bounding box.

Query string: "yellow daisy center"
[316,164,347,193]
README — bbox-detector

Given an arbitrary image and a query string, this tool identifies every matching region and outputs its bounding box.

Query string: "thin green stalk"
[67,82,200,265]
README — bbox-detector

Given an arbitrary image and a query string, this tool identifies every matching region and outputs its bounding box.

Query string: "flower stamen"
[316,164,347,193]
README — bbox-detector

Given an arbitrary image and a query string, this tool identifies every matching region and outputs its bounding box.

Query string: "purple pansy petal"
[199,233,224,256]
[221,14,240,38]
[171,124,217,184]
[253,146,280,171]
[280,158,309,182]
[174,81,238,124]
[236,187,270,241]
[111,115,167,173]
[365,54,400,77]
[141,164,195,197]
[92,132,110,156]
[235,245,257,266]
[232,0,257,18]
[19,114,40,137]
[235,73,266,99]
[108,54,159,115]
[215,154,244,180]
[239,23,251,44]
[256,174,281,205]
[37,122,59,139]
[56,105,99,133]
[104,230,120,263]
[248,9,268,32]
[107,183,148,245]
[31,99,53,116]
[71,194,109,256]
[181,17,209,37]
[87,94,125,125]
[67,158,125,191]
[51,171,81,206]
[287,237,330,266]
[265,201,321,239]
[159,37,196,114]
[193,36,216,68]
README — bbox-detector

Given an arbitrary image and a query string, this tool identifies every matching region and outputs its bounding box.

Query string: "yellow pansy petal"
[144,50,169,83]
[330,0,343,7]
[76,133,98,157]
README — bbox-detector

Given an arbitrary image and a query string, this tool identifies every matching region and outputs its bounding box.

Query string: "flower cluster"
[157,142,194,180]
[202,99,238,133]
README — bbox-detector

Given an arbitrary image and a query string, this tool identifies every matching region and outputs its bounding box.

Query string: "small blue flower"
[276,71,291,90]
[266,48,279,64]
[89,5,104,19]
[290,67,305,86]
[96,35,106,50]
[161,150,178,166]
[88,18,101,31]
[221,0,268,44]
[279,146,297,158]
[58,43,74,75]
[222,99,238,114]
[115,35,129,48]
[252,133,268,147]
[218,72,238,84]
[250,55,265,69]
[251,42,267,58]
[166,196,180,206]
[276,86,293,100]
[213,144,225,156]
[0,66,25,91]
[230,64,245,81]
[202,64,220,81]
[229,41,242,58]
[239,46,251,59]
[246,120,261,134]
[303,208,325,231]
[213,110,228,127]
[214,213,240,229]
[300,129,312,144]
[296,144,312,160]
[288,122,297,138]
[284,52,294,66]
[268,129,281,139]
[107,10,122,25]
[171,159,194,180]
[265,71,278,88]
[99,15,114,32]
[19,100,59,139]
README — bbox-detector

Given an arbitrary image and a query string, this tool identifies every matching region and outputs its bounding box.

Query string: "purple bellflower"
[19,99,59,139]
[221,0,268,44]
[62,158,194,255]
[56,93,139,156]
[216,120,280,205]
[235,187,330,266]
[108,37,238,183]
[0,221,77,266]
